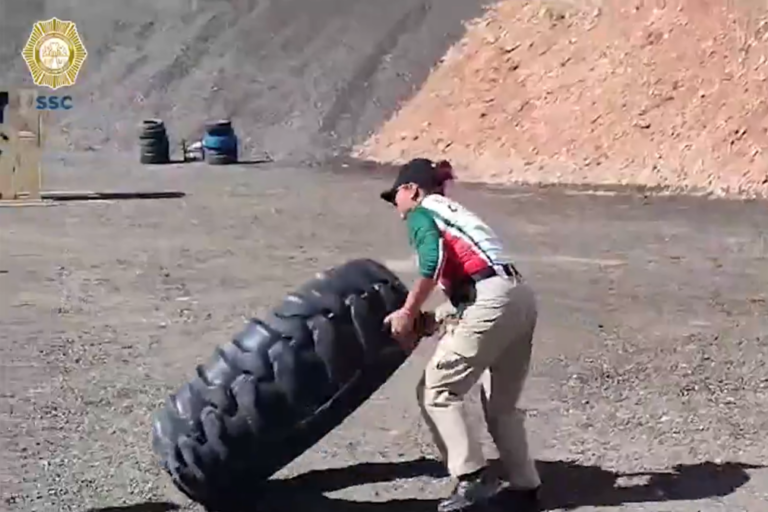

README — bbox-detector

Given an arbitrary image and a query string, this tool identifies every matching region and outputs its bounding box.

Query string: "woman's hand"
[384,308,418,352]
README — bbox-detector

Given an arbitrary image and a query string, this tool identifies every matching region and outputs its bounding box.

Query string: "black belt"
[468,263,520,283]
[448,263,521,308]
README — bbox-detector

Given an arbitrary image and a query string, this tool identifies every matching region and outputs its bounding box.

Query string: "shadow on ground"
[259,458,761,512]
[85,502,179,512]
[85,457,760,512]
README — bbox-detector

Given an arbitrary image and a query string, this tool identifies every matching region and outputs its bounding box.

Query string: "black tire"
[140,137,169,150]
[139,119,170,164]
[205,151,236,165]
[141,144,169,154]
[151,259,410,511]
[141,151,170,164]
[139,119,167,140]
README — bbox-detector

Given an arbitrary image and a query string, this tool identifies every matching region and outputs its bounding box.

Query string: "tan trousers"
[416,275,540,489]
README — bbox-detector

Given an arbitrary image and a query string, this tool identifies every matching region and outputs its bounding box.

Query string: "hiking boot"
[437,469,503,512]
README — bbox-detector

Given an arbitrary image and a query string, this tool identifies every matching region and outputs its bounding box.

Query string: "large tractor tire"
[151,259,412,511]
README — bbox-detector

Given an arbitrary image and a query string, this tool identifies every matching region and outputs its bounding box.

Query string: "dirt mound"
[354,0,768,197]
[1,0,491,160]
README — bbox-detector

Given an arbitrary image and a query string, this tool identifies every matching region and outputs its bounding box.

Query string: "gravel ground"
[1,155,767,512]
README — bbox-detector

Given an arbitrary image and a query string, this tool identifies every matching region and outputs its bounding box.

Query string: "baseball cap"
[380,158,441,204]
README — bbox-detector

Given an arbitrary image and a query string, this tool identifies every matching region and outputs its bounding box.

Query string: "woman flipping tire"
[151,259,413,511]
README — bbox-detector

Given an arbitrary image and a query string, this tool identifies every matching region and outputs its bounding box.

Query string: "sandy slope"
[355,0,768,197]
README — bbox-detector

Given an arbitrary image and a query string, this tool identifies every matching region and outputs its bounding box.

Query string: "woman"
[380,158,541,512]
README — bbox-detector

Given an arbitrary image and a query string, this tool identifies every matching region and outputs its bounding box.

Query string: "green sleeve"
[406,207,443,279]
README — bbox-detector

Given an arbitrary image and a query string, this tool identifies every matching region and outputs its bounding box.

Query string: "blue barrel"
[202,120,238,165]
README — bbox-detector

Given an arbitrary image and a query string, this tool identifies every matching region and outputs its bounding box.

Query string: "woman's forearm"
[403,277,437,316]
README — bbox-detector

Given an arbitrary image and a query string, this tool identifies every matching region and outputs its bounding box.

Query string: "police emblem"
[21,18,88,90]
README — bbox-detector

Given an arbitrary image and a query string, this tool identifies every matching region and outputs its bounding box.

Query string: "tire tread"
[151,259,408,511]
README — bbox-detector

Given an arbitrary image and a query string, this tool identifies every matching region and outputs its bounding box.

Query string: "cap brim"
[380,189,397,204]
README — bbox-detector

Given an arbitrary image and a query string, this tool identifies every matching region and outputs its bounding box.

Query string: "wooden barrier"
[0,89,44,203]
[0,89,185,206]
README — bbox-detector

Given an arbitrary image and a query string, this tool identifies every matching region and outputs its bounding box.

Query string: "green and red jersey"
[406,194,510,292]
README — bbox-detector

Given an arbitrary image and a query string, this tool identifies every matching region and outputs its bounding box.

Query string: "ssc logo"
[21,18,88,90]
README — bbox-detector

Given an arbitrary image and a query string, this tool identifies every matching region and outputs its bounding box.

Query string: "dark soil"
[1,156,767,511]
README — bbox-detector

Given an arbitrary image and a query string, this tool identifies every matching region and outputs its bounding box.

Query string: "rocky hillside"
[355,0,768,197]
[1,0,491,161]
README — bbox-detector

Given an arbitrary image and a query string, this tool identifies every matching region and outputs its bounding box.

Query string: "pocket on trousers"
[426,348,480,399]
[434,350,468,372]
[443,301,506,361]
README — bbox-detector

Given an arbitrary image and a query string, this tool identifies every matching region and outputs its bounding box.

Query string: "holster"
[448,280,476,309]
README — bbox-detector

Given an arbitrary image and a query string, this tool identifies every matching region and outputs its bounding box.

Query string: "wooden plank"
[0,89,42,201]
[0,200,53,207]
[0,90,13,200]
[14,133,42,199]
